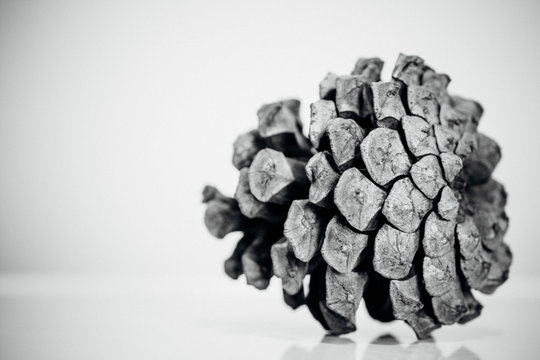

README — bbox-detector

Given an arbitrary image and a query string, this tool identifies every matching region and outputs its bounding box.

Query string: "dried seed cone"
[202,54,511,339]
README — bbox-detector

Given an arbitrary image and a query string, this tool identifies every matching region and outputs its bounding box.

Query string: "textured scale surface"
[202,54,511,339]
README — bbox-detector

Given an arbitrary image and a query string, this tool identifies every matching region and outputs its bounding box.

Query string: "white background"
[1,0,539,358]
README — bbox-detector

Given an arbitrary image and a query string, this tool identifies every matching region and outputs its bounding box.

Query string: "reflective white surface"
[1,274,539,359]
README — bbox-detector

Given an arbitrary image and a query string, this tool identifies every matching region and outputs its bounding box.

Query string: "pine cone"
[202,54,511,338]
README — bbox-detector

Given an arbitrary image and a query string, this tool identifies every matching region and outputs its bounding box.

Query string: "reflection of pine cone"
[202,54,511,339]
